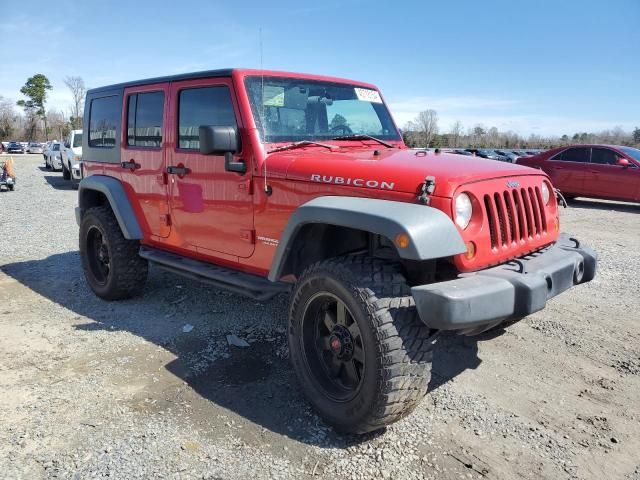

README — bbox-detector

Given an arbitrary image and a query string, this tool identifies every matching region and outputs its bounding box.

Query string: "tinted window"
[178,87,236,149]
[89,96,119,148]
[554,147,590,163]
[72,133,83,148]
[126,91,164,148]
[591,148,619,165]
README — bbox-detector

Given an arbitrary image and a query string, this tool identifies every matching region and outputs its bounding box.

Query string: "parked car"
[61,129,83,187]
[76,68,596,434]
[27,142,43,154]
[44,142,63,171]
[495,149,521,163]
[516,144,640,202]
[451,149,473,156]
[6,141,25,154]
[466,148,509,162]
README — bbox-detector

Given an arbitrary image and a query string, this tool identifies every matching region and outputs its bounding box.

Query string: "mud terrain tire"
[79,206,148,300]
[289,255,435,434]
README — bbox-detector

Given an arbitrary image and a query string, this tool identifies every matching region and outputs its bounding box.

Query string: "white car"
[27,142,43,154]
[61,129,83,187]
[45,142,63,171]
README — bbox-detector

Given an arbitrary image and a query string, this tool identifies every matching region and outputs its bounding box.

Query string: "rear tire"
[288,255,435,434]
[79,205,148,300]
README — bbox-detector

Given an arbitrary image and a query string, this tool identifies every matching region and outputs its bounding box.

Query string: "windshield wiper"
[268,140,338,154]
[330,134,395,149]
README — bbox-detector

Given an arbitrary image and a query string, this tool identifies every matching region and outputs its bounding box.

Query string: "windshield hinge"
[418,176,436,205]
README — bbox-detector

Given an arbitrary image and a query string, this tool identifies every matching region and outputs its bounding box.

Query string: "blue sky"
[1,0,638,136]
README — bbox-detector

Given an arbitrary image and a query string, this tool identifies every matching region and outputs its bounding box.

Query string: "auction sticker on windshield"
[354,88,382,103]
[263,86,285,106]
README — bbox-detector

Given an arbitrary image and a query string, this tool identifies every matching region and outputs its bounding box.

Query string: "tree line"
[0,73,86,142]
[402,109,640,149]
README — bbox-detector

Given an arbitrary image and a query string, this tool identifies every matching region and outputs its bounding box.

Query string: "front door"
[167,78,254,258]
[586,147,639,201]
[121,84,171,238]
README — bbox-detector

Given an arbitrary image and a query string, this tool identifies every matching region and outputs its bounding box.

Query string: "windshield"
[73,133,83,147]
[620,146,640,162]
[245,76,401,143]
[52,144,60,151]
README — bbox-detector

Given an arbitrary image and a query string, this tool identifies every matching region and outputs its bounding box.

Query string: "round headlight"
[455,193,473,229]
[541,182,550,204]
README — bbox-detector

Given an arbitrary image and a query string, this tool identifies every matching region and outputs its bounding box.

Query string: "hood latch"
[418,176,436,205]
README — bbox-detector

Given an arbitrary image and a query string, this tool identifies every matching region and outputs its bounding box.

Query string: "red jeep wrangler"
[77,69,596,434]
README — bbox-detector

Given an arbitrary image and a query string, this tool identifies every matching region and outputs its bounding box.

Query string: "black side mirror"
[199,125,245,174]
[199,125,238,154]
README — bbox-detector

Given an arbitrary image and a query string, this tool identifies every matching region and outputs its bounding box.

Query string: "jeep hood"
[265,148,545,197]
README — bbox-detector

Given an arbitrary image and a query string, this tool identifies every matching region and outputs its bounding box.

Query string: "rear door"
[586,147,638,201]
[121,84,171,238]
[167,77,254,258]
[546,147,590,195]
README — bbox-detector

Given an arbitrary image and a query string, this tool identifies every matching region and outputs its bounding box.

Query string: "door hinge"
[160,214,171,226]
[240,229,255,244]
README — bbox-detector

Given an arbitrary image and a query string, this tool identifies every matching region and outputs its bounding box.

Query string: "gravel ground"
[1,154,639,479]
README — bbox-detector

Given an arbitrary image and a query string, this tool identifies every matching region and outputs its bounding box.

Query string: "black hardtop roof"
[87,68,235,94]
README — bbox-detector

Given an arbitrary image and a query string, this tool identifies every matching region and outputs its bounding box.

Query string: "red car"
[517,144,640,202]
[76,69,596,433]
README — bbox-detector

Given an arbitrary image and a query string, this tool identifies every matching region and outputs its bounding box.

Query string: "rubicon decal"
[310,174,395,190]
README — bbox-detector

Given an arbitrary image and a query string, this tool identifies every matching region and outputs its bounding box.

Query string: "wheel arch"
[268,196,466,282]
[77,175,143,240]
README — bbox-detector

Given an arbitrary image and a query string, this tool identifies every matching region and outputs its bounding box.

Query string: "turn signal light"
[465,241,476,260]
[395,233,410,249]
[554,217,560,233]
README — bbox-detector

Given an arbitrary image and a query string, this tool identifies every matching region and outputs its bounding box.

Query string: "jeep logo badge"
[506,180,520,188]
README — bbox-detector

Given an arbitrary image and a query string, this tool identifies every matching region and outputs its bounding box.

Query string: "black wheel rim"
[86,225,110,285]
[300,292,365,402]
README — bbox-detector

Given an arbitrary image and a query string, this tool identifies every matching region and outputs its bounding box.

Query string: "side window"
[591,148,618,165]
[126,91,164,148]
[89,96,119,148]
[557,147,590,163]
[178,86,237,150]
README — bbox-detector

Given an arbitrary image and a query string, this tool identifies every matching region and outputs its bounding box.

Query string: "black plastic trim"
[139,247,290,301]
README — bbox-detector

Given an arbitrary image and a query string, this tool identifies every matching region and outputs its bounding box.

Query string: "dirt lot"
[1,154,639,479]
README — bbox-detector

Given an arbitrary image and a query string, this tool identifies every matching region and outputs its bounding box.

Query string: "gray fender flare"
[268,196,466,281]
[76,175,143,240]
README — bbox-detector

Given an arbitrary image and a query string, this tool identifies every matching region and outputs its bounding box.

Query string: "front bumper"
[411,234,597,334]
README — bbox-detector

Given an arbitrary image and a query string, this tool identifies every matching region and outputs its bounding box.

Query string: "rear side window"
[590,148,618,165]
[178,87,236,150]
[553,147,590,163]
[89,96,119,147]
[127,91,164,148]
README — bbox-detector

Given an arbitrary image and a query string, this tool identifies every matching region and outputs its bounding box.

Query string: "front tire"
[289,256,435,434]
[62,161,71,180]
[79,206,148,300]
